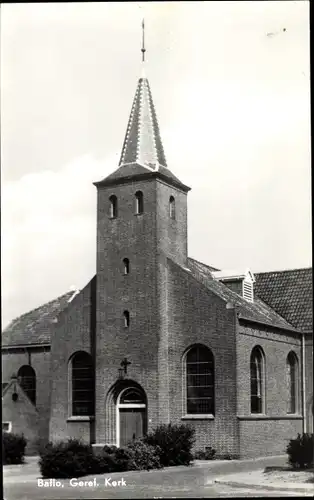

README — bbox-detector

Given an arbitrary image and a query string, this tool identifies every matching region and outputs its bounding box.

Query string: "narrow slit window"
[109,195,118,218]
[123,258,130,275]
[135,191,144,214]
[169,196,176,219]
[123,310,130,327]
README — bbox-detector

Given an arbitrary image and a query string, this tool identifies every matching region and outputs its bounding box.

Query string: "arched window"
[123,310,130,328]
[109,195,118,218]
[135,191,144,215]
[120,388,145,404]
[18,365,36,405]
[123,258,130,275]
[169,196,176,219]
[287,351,299,414]
[186,345,215,414]
[71,352,94,416]
[250,347,265,414]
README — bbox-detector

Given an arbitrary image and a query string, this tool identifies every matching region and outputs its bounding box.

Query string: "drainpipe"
[301,333,306,434]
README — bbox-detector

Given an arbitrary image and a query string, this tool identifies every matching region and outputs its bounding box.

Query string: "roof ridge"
[187,256,220,272]
[255,266,312,274]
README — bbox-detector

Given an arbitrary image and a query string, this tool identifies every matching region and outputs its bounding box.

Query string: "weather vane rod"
[141,18,146,63]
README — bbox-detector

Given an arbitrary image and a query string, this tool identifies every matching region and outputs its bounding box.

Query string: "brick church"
[2,37,313,458]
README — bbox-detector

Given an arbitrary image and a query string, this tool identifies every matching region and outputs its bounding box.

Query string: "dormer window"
[135,191,144,215]
[169,196,176,219]
[109,195,118,218]
[212,269,255,303]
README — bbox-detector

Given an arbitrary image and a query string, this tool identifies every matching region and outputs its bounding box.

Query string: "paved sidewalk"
[214,470,314,495]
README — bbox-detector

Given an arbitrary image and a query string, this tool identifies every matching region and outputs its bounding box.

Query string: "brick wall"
[94,177,189,445]
[237,322,303,457]
[49,278,95,443]
[165,259,239,456]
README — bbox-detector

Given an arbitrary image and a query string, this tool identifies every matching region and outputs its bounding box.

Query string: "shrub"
[126,440,162,470]
[194,447,216,460]
[3,432,27,464]
[143,423,195,466]
[39,439,98,478]
[287,433,314,469]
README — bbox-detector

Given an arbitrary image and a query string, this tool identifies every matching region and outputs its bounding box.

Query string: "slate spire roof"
[119,19,167,170]
[118,74,167,170]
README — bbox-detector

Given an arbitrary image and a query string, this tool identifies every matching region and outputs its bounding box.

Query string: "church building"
[2,30,313,458]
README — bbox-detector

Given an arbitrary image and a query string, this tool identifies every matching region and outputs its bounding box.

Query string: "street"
[3,457,310,499]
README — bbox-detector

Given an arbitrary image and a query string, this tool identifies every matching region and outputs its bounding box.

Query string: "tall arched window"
[169,196,176,219]
[71,352,94,416]
[18,365,36,405]
[250,346,265,414]
[135,191,144,214]
[186,345,215,414]
[109,195,118,218]
[287,351,299,414]
[123,310,130,328]
[123,258,130,275]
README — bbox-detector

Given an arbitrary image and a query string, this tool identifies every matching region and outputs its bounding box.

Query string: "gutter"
[237,313,301,335]
[302,333,307,433]
[1,343,51,350]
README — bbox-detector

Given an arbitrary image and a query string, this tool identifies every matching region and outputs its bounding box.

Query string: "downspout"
[301,332,306,433]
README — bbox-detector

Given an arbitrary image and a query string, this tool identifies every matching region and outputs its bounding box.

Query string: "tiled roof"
[1,291,74,347]
[119,77,167,169]
[255,268,313,332]
[94,162,190,192]
[185,258,298,332]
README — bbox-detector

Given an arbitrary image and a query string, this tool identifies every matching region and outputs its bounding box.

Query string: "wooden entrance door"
[119,408,146,447]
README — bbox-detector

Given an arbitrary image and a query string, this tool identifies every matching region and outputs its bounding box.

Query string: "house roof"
[1,291,74,347]
[2,262,310,349]
[186,258,298,332]
[255,268,313,332]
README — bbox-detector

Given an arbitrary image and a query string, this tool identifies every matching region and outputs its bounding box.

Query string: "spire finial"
[141,18,146,63]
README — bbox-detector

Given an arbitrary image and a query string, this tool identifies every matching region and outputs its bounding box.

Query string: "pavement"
[214,471,314,495]
[3,454,313,499]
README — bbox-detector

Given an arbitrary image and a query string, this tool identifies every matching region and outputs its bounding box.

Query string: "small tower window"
[123,258,130,275]
[109,195,118,218]
[169,196,176,219]
[123,310,130,328]
[135,191,144,214]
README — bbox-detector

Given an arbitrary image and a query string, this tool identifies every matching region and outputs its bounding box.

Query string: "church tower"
[93,22,190,446]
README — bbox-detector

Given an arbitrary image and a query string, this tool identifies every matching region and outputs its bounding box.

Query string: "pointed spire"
[118,21,167,170]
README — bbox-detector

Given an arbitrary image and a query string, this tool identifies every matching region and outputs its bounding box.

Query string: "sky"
[1,1,311,329]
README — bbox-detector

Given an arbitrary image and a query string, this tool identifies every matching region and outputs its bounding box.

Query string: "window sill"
[237,415,303,420]
[182,414,215,420]
[67,416,95,422]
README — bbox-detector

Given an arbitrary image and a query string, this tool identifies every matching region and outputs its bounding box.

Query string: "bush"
[39,439,98,478]
[287,433,314,469]
[194,447,216,460]
[126,440,162,470]
[3,432,27,464]
[143,423,195,466]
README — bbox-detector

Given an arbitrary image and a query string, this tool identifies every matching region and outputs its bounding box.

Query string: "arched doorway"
[116,387,147,447]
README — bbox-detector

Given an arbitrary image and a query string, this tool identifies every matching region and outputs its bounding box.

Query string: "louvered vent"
[243,280,254,302]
